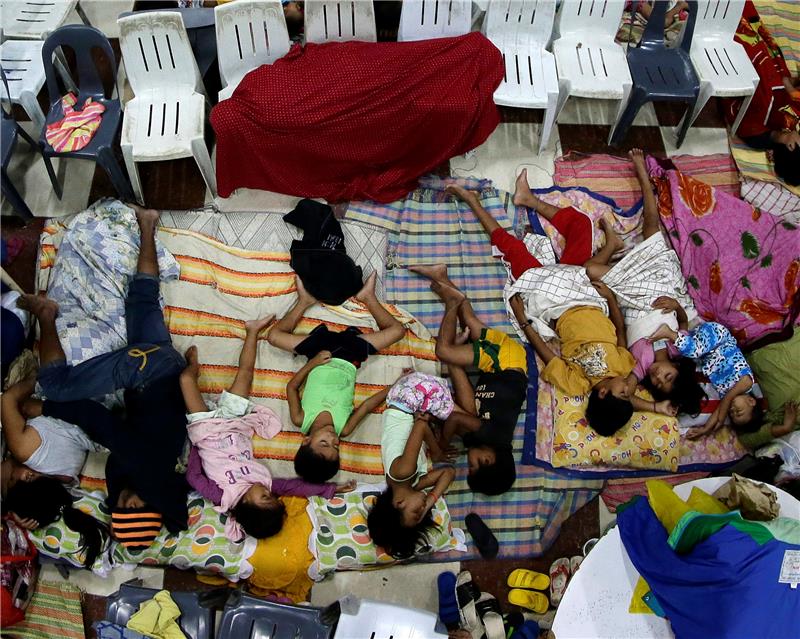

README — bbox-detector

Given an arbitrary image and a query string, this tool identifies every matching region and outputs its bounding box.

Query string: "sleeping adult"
[17,204,190,548]
[581,149,707,418]
[723,0,800,186]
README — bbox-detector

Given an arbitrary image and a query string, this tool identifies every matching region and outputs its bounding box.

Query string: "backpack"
[0,518,39,628]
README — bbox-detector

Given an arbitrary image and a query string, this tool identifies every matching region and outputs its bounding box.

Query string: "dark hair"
[231,499,286,539]
[4,477,107,568]
[586,389,634,436]
[781,479,800,501]
[774,144,800,186]
[294,443,340,483]
[641,357,706,416]
[366,486,436,559]
[466,449,516,496]
[732,400,765,435]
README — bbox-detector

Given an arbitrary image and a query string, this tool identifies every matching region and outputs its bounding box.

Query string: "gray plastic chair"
[39,24,134,201]
[216,591,336,639]
[1,67,58,219]
[105,579,228,639]
[609,0,700,147]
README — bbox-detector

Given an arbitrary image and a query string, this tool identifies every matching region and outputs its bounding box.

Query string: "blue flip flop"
[437,571,460,629]
[510,619,541,639]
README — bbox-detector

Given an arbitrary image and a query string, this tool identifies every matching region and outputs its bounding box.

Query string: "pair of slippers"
[507,568,550,614]
[549,555,583,607]
[437,570,505,639]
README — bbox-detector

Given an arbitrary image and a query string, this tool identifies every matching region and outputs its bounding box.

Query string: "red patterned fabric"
[211,33,503,202]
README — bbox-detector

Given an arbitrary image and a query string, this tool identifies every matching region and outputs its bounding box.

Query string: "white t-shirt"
[24,415,99,480]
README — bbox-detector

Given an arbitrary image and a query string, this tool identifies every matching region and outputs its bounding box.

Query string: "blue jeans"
[38,275,186,402]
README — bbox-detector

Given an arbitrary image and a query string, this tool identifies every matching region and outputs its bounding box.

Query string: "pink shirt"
[630,337,681,381]
[187,404,282,541]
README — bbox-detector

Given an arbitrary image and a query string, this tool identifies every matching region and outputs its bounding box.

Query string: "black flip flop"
[465,513,499,559]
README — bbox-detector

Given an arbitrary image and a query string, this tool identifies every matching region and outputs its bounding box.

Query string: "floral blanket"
[650,159,800,347]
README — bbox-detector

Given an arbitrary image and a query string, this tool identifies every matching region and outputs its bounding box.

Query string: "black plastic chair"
[216,591,337,639]
[105,579,229,639]
[1,67,58,220]
[609,0,700,147]
[39,24,134,201]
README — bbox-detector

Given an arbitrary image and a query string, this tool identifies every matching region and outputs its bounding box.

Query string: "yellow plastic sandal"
[506,568,550,591]
[508,589,550,614]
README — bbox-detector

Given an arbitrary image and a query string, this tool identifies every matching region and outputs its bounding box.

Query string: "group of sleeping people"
[2,148,797,566]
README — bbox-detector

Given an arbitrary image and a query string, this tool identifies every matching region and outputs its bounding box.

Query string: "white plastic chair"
[552,0,631,144]
[215,0,291,101]
[398,0,472,42]
[681,0,759,136]
[304,0,377,44]
[483,0,560,155]
[117,11,217,204]
[0,0,88,39]
[0,40,46,132]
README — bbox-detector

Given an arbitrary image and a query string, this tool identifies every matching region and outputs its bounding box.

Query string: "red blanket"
[211,33,503,203]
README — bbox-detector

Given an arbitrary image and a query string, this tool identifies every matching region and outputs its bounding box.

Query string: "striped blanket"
[347,178,603,559]
[5,580,85,639]
[730,137,800,198]
[755,0,800,76]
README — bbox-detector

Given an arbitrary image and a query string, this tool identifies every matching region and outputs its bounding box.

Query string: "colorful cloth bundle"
[44,93,105,152]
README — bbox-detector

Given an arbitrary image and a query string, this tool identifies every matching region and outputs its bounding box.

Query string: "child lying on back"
[179,318,285,541]
[367,371,456,558]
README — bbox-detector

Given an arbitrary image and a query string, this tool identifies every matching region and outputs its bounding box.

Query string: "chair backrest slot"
[304,1,377,43]
[555,0,623,41]
[485,0,556,48]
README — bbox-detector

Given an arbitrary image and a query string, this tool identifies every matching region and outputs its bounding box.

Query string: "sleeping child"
[445,183,636,436]
[268,273,405,483]
[367,370,456,558]
[179,318,285,542]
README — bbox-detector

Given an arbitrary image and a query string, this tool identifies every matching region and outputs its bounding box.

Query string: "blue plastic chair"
[39,24,134,201]
[609,0,700,147]
[1,67,58,219]
[105,579,228,639]
[216,591,336,639]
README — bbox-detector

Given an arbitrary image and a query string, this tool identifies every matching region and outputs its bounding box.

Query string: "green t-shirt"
[300,358,357,435]
[739,331,800,450]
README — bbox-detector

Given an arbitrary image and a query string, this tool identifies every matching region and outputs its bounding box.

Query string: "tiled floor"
[1,8,739,637]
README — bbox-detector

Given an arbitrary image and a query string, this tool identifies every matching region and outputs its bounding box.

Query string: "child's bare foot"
[409,263,449,283]
[431,281,466,306]
[129,203,160,228]
[455,327,471,345]
[183,345,200,378]
[600,218,624,254]
[295,275,316,306]
[355,271,378,303]
[629,148,648,178]
[512,168,535,207]
[445,184,479,204]
[245,315,275,335]
[17,294,58,319]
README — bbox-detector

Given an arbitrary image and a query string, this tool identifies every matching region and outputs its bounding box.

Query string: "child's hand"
[414,411,431,423]
[311,350,332,366]
[784,400,798,426]
[335,480,357,494]
[652,296,682,314]
[509,293,527,321]
[10,513,39,530]
[431,444,459,463]
[654,400,678,417]
[591,281,615,301]
[648,323,678,343]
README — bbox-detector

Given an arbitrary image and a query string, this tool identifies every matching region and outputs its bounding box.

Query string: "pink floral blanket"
[649,159,800,347]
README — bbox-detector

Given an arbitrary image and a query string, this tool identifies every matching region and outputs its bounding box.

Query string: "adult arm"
[186,445,223,505]
[0,380,41,462]
[340,386,389,438]
[286,351,331,427]
[509,294,556,364]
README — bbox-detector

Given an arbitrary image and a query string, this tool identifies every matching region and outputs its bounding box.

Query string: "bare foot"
[17,294,58,319]
[409,263,449,283]
[355,271,377,303]
[128,203,160,227]
[600,218,624,254]
[295,275,316,306]
[245,315,275,335]
[455,327,471,345]
[512,168,535,207]
[431,280,466,305]
[183,345,200,378]
[445,184,479,204]
[629,148,648,178]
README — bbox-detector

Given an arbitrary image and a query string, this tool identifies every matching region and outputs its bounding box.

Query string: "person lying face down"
[442,183,636,437]
[16,205,192,546]
[268,273,405,483]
